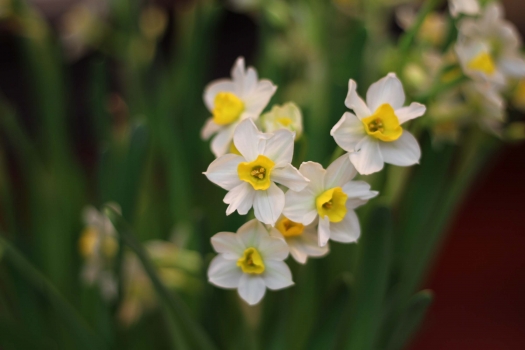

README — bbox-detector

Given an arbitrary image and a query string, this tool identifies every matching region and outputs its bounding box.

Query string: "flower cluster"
[202,58,425,305]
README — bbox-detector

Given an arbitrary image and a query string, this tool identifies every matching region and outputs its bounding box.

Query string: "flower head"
[201,57,277,157]
[271,216,328,264]
[208,219,293,305]
[260,102,303,140]
[330,73,426,175]
[283,154,378,247]
[449,0,480,18]
[204,118,309,225]
[455,3,525,87]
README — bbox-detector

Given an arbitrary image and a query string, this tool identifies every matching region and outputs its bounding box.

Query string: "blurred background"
[0,0,524,349]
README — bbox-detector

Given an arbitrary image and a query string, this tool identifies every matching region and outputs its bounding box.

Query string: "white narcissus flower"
[201,57,277,157]
[449,0,480,18]
[455,3,525,87]
[208,219,293,305]
[283,154,378,247]
[204,118,309,226]
[330,73,426,175]
[270,216,328,264]
[260,102,303,140]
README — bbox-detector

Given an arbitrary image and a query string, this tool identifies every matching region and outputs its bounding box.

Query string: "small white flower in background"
[462,81,506,135]
[270,215,328,264]
[260,102,303,140]
[283,154,378,247]
[204,118,309,226]
[449,0,480,18]
[208,219,293,305]
[79,205,120,301]
[455,3,525,87]
[396,6,447,47]
[201,57,277,157]
[330,73,426,175]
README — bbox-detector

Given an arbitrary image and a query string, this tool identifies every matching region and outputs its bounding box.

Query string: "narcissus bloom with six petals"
[330,73,426,175]
[208,219,293,305]
[204,118,309,226]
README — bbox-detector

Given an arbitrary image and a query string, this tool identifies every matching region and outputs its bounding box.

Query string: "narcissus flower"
[208,219,293,305]
[330,73,426,175]
[201,57,277,157]
[270,215,328,264]
[204,118,309,226]
[449,0,480,18]
[455,3,525,87]
[260,102,303,140]
[283,155,378,247]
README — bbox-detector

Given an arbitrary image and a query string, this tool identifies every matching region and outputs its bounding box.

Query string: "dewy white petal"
[238,274,266,305]
[330,112,366,153]
[224,182,255,215]
[379,131,421,166]
[262,129,295,167]
[237,219,264,248]
[208,255,243,289]
[366,73,406,112]
[211,123,237,158]
[243,80,278,116]
[349,137,384,175]
[283,188,317,225]
[318,216,331,247]
[298,162,326,195]
[449,0,480,18]
[253,182,285,226]
[204,153,244,190]
[258,228,289,261]
[203,79,237,111]
[211,232,245,259]
[395,102,427,124]
[324,153,358,189]
[271,164,309,192]
[201,118,221,140]
[342,181,378,209]
[262,260,294,290]
[233,119,263,162]
[329,210,360,243]
[345,79,371,119]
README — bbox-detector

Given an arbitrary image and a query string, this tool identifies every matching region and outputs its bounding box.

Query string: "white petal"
[237,274,266,305]
[395,102,426,124]
[233,119,263,162]
[258,231,289,261]
[330,112,366,152]
[237,219,265,248]
[262,129,295,167]
[449,0,479,17]
[211,232,245,259]
[271,164,309,191]
[262,260,293,290]
[318,216,331,247]
[283,188,317,225]
[201,118,221,140]
[324,153,358,189]
[288,230,329,264]
[345,79,371,119]
[499,56,525,78]
[366,73,405,112]
[203,79,237,111]
[208,255,243,289]
[329,210,360,243]
[204,153,244,190]
[224,182,255,215]
[253,182,285,226]
[211,123,237,158]
[289,246,308,264]
[342,181,378,209]
[379,131,421,166]
[231,57,246,88]
[243,80,277,116]
[349,138,384,175]
[298,162,326,194]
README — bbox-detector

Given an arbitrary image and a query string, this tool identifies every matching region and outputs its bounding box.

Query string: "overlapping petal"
[330,112,366,153]
[366,73,405,112]
[271,164,309,192]
[379,131,421,166]
[345,80,371,119]
[204,153,244,190]
[349,138,384,175]
[253,182,285,225]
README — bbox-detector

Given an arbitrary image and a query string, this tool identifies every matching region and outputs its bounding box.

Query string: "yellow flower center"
[276,117,293,126]
[237,155,275,190]
[316,187,348,223]
[362,104,403,142]
[467,52,496,76]
[237,247,265,274]
[276,217,305,237]
[212,92,244,125]
[79,226,99,258]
